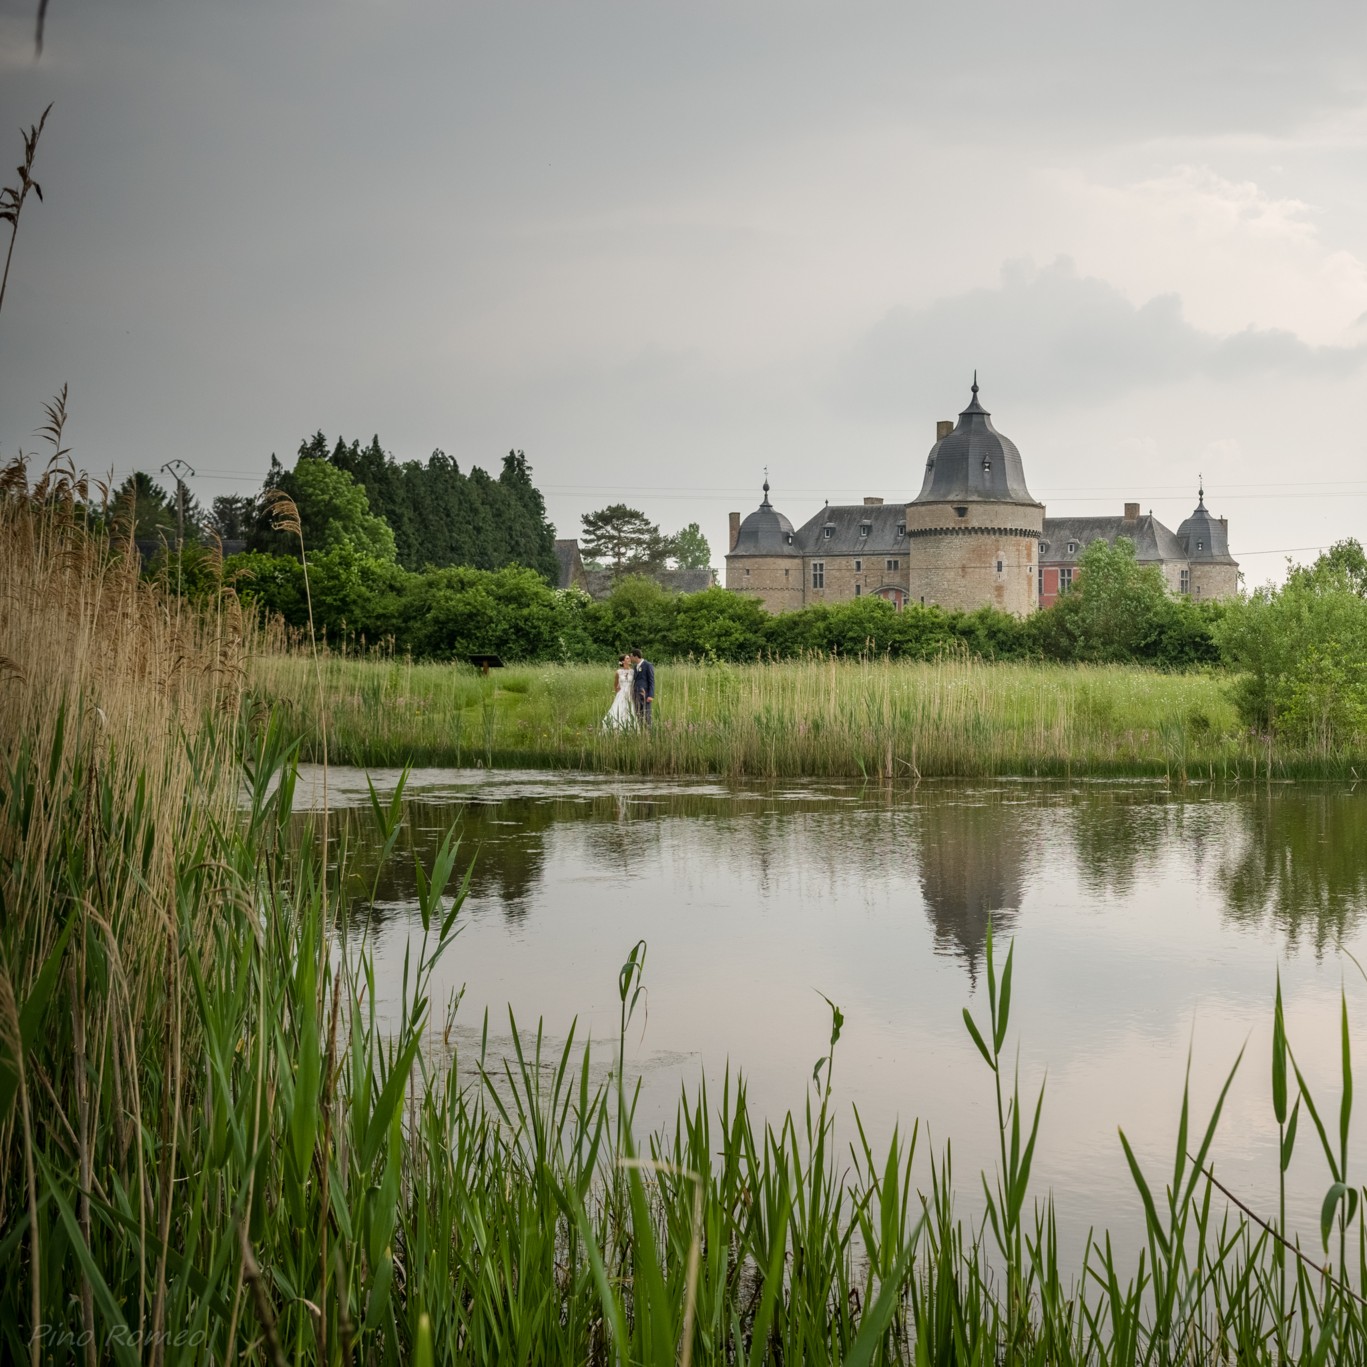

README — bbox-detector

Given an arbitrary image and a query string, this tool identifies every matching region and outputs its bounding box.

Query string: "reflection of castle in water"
[915,797,1028,977]
[315,778,1367,980]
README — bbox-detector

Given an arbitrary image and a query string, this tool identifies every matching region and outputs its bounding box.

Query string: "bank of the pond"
[249,652,1360,779]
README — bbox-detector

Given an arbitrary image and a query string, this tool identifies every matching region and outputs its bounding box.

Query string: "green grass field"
[248,652,1358,779]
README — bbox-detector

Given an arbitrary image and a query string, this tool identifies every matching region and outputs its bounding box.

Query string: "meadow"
[8,473,1367,1364]
[248,651,1361,781]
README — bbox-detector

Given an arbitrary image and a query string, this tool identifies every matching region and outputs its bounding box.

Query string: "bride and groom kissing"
[604,650,655,731]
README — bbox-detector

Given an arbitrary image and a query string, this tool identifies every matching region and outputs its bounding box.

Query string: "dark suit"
[633,658,655,728]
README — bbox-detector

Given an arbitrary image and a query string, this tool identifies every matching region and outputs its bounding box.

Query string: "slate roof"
[914,377,1039,507]
[732,479,801,555]
[791,502,910,556]
[1039,513,1186,565]
[1176,490,1237,564]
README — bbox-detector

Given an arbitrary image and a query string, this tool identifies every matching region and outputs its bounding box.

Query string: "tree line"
[113,432,561,582]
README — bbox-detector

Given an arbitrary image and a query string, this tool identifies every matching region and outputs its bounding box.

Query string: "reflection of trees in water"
[1217,790,1367,953]
[334,797,560,926]
[1067,789,1226,898]
[315,779,1367,976]
[914,797,1030,979]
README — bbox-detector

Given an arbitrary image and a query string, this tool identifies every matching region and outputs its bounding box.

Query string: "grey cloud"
[833,258,1367,419]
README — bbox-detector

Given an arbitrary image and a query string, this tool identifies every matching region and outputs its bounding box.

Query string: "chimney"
[863,497,883,506]
[1124,502,1140,520]
[936,420,953,440]
[1220,517,1227,529]
[728,511,740,551]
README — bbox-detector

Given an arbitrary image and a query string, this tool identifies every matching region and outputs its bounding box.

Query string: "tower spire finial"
[761,467,771,506]
[972,369,979,397]
[1198,472,1205,505]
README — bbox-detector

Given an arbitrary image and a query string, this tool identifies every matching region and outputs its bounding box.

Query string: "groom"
[629,649,655,729]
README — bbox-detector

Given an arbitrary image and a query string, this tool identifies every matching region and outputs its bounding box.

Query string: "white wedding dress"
[603,667,637,730]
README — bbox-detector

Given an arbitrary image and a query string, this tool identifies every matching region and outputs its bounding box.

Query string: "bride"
[603,654,637,731]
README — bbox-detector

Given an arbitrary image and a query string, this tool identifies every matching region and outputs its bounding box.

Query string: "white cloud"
[1047,166,1367,345]
[834,257,1366,420]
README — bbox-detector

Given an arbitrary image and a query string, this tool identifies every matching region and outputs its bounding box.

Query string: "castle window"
[812,562,824,589]
[1038,567,1043,597]
[786,533,793,545]
[897,522,906,537]
[1067,542,1077,554]
[854,559,862,572]
[954,506,968,518]
[1197,540,1204,551]
[823,526,833,539]
[996,559,1003,573]
[886,558,900,571]
[859,523,870,537]
[1195,585,1202,599]
[744,567,750,577]
[1180,569,1189,595]
[855,584,861,596]
[1060,567,1074,592]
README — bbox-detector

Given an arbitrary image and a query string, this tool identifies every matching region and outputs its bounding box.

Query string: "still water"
[297,767,1367,1259]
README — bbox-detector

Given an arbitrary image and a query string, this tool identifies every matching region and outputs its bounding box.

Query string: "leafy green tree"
[580,505,671,574]
[223,550,309,627]
[289,458,396,559]
[252,450,397,561]
[666,587,767,659]
[395,565,561,661]
[1217,541,1367,751]
[1029,537,1170,663]
[670,522,712,571]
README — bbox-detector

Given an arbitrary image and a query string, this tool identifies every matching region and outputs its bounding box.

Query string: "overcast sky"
[3,0,1366,580]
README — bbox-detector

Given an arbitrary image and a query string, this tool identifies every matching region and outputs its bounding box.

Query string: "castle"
[725,379,1239,614]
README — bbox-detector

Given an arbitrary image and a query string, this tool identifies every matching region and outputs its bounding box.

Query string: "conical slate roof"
[732,479,800,555]
[914,376,1039,506]
[1176,485,1236,564]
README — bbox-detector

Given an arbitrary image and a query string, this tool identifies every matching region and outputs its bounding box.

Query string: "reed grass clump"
[9,470,1367,1362]
[246,650,1356,781]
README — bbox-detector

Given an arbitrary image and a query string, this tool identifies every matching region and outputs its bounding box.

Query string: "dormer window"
[982,455,991,472]
[786,533,793,545]
[1197,540,1204,551]
[823,526,833,539]
[1067,542,1077,554]
[896,522,906,538]
[859,523,870,538]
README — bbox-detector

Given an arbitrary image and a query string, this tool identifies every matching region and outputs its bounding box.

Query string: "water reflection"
[1217,789,1367,953]
[915,795,1027,977]
[316,772,1367,975]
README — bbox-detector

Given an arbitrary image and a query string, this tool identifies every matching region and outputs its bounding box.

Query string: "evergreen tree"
[580,504,671,574]
[208,494,257,542]
[111,472,177,541]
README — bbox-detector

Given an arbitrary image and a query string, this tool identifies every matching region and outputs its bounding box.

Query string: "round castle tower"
[724,478,804,612]
[1176,484,1239,600]
[904,377,1044,615]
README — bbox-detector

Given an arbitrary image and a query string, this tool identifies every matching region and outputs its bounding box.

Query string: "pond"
[294,766,1367,1262]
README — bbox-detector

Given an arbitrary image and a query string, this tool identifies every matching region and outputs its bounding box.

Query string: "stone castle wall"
[1189,563,1238,601]
[725,555,805,612]
[902,500,1044,616]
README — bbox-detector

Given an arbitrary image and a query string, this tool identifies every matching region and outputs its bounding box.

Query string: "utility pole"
[159,459,196,549]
